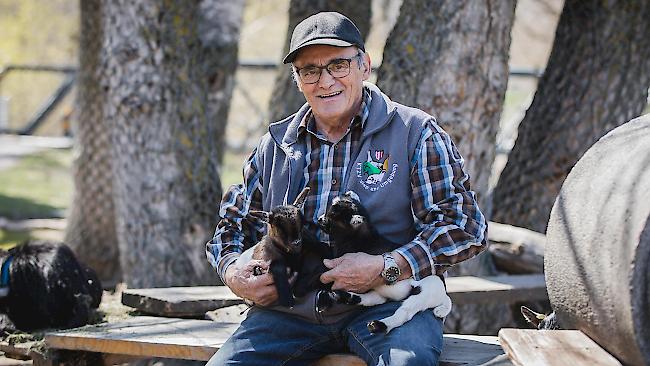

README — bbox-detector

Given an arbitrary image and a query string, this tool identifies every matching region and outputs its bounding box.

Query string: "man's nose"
[318,68,335,87]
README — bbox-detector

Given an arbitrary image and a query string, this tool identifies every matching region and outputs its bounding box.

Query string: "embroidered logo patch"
[356,149,398,191]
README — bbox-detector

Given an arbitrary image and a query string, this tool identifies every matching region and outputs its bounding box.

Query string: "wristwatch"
[381,253,401,285]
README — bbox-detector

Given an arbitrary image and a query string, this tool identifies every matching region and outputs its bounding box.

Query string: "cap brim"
[282,38,355,64]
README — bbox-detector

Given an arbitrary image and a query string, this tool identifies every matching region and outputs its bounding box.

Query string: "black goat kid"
[0,240,102,331]
[236,187,327,307]
[317,191,452,334]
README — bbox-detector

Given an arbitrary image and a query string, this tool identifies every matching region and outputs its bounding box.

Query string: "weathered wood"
[498,329,622,366]
[447,274,547,305]
[45,317,239,362]
[122,274,547,317]
[313,354,365,366]
[0,357,32,365]
[45,317,508,365]
[488,222,546,274]
[204,304,249,323]
[121,286,243,317]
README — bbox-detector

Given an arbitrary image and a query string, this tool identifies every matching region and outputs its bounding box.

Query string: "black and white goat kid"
[318,191,452,334]
[0,240,102,331]
[235,187,324,307]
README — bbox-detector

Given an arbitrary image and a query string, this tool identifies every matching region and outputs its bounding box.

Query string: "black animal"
[0,240,102,331]
[520,306,560,330]
[293,190,398,301]
[316,191,452,334]
[237,187,328,307]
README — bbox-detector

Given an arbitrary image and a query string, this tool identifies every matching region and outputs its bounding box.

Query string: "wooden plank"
[121,286,243,317]
[45,317,507,365]
[446,274,547,305]
[498,329,622,366]
[122,274,547,317]
[45,317,239,361]
[313,354,365,366]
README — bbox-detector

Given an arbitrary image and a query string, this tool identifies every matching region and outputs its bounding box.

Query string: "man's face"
[293,45,371,125]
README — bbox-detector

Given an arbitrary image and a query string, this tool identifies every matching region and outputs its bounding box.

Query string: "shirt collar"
[298,87,372,139]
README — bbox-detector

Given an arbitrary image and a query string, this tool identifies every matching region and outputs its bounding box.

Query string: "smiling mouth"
[318,91,342,99]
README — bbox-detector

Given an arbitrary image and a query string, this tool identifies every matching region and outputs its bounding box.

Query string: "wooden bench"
[122,274,548,317]
[40,316,509,365]
[498,328,622,366]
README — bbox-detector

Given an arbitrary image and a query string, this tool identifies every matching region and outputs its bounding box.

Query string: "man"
[206,12,488,366]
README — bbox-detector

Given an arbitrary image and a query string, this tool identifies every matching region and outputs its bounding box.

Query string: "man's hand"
[224,260,279,306]
[319,252,384,293]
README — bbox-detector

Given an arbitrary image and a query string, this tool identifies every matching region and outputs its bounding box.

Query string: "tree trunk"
[102,0,235,287]
[377,0,516,335]
[65,0,121,286]
[378,0,514,212]
[492,0,650,233]
[197,0,244,164]
[267,0,372,122]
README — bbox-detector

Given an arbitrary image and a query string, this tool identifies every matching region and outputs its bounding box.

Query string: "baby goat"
[0,240,102,331]
[318,191,452,334]
[235,187,324,307]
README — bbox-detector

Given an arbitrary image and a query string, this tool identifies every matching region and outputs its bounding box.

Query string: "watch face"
[385,266,400,282]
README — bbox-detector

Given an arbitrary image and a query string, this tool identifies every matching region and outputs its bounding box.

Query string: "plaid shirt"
[206,88,487,282]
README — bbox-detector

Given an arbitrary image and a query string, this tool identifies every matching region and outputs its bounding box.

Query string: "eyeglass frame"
[293,51,364,85]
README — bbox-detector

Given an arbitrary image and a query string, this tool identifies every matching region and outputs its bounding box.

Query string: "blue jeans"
[206,301,443,366]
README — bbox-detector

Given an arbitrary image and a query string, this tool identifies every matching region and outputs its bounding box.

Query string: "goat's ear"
[249,210,270,224]
[520,306,544,328]
[292,187,310,209]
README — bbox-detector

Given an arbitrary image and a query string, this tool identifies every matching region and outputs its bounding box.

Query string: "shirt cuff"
[217,253,240,284]
[394,238,434,281]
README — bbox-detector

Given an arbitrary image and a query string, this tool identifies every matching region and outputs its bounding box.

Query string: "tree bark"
[267,0,372,122]
[492,0,650,233]
[197,0,244,164]
[378,0,515,212]
[377,0,516,335]
[103,0,238,287]
[65,0,121,286]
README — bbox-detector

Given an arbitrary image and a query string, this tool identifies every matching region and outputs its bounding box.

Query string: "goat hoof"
[367,320,387,334]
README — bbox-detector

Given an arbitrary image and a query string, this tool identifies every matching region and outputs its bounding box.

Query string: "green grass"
[0,149,73,219]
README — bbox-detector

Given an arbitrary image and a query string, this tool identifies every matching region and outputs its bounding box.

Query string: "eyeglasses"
[294,53,363,84]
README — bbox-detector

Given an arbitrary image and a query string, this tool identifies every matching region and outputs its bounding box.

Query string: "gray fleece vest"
[255,82,435,323]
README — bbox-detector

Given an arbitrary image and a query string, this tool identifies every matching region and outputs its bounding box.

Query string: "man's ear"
[361,53,371,81]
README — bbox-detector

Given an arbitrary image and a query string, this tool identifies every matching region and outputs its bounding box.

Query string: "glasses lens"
[327,59,351,78]
[299,67,320,84]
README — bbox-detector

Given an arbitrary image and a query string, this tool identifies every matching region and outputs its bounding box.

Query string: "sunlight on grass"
[0,149,72,219]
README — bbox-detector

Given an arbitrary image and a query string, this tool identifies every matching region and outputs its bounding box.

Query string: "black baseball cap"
[282,12,365,64]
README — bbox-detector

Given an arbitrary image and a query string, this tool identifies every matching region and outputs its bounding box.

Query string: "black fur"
[294,192,399,311]
[0,240,102,331]
[244,187,330,307]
